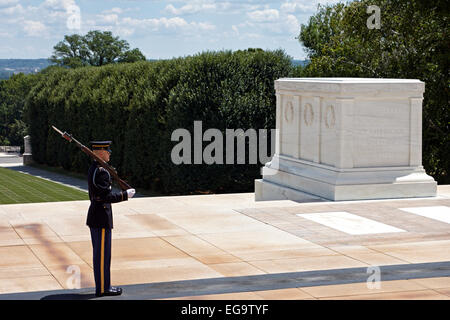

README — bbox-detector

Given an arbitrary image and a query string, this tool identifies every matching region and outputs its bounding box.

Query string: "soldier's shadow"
[40,293,97,300]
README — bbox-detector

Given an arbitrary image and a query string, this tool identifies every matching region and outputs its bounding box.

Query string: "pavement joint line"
[1,261,449,300]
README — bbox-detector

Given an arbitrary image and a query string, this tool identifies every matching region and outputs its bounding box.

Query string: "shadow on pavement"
[40,293,97,300]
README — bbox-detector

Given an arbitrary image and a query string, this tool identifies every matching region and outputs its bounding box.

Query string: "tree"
[297,0,449,184]
[50,34,88,68]
[0,73,40,147]
[50,30,146,68]
[118,48,147,63]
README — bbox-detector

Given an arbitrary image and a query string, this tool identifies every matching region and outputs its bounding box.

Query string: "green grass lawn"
[0,167,88,204]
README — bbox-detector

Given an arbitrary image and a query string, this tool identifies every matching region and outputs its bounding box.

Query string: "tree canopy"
[297,0,449,184]
[50,30,146,68]
[0,73,40,146]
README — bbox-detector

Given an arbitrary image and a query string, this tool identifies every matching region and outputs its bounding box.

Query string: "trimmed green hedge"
[26,49,293,194]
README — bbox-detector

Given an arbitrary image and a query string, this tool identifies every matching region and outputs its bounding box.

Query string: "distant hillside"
[291,59,309,67]
[0,59,52,79]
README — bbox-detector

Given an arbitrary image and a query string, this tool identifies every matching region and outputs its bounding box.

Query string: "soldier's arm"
[94,169,128,203]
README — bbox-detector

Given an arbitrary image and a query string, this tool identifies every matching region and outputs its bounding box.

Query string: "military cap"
[90,141,112,154]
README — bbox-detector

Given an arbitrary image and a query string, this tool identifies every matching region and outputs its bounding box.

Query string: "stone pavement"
[0,186,449,300]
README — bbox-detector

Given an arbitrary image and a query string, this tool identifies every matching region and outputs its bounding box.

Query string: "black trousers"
[90,227,111,295]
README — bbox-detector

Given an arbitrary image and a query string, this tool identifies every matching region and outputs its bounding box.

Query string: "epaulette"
[93,166,112,190]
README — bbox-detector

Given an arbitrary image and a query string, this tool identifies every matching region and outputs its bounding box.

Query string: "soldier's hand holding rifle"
[127,189,136,198]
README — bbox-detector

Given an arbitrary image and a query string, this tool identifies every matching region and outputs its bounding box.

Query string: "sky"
[0,0,342,60]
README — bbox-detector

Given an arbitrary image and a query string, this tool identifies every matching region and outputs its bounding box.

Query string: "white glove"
[126,188,136,198]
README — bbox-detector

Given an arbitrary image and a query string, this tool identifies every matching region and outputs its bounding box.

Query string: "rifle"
[52,125,132,191]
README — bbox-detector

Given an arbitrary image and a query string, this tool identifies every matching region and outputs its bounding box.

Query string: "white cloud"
[97,14,119,24]
[0,1,81,39]
[281,0,342,14]
[164,4,179,15]
[231,25,239,36]
[42,0,76,11]
[247,9,279,23]
[104,7,123,14]
[37,0,81,26]
[122,16,215,32]
[83,15,216,38]
[0,30,13,38]
[240,3,305,38]
[281,1,311,13]
[164,0,227,15]
[196,21,216,31]
[122,16,186,29]
[0,3,23,15]
[23,20,47,37]
[114,27,134,38]
[285,14,300,34]
[0,0,18,7]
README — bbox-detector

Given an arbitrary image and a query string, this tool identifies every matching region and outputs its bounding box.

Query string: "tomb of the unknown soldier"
[256,78,437,201]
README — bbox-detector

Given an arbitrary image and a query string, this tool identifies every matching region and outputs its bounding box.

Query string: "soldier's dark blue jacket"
[87,161,128,229]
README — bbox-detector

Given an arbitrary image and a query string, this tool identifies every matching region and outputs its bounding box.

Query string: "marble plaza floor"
[0,185,449,300]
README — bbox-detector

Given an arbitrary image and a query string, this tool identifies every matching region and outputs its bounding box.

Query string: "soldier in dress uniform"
[87,141,135,297]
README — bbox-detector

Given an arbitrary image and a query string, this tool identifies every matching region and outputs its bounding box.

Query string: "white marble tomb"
[255,78,437,201]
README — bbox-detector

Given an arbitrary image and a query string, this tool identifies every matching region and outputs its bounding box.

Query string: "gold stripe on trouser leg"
[100,228,105,294]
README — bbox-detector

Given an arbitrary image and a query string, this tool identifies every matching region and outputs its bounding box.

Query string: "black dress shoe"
[96,287,123,297]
